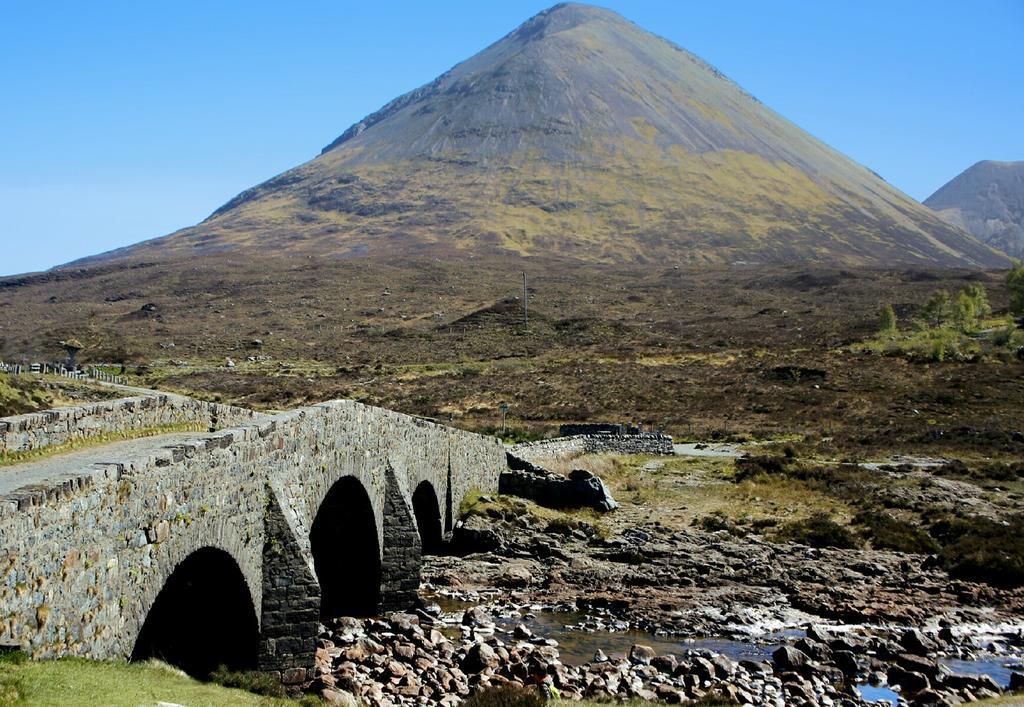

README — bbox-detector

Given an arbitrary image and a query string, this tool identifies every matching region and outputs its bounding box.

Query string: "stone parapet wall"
[0,392,265,454]
[0,393,506,679]
[510,432,674,464]
[0,424,269,663]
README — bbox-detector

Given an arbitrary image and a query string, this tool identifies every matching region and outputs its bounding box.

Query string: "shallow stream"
[428,592,1019,704]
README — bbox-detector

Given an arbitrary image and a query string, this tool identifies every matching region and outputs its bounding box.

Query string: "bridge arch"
[131,546,258,678]
[310,475,381,618]
[412,480,444,555]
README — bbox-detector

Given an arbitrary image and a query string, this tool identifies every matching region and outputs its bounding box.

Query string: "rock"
[320,689,359,706]
[452,517,504,553]
[805,625,832,644]
[772,645,811,671]
[569,469,595,480]
[832,650,859,677]
[513,624,533,640]
[794,637,831,662]
[497,564,533,588]
[896,653,939,677]
[593,649,608,662]
[941,671,1003,693]
[910,688,959,706]
[342,637,385,661]
[711,653,737,678]
[901,628,939,655]
[462,643,498,673]
[461,607,493,628]
[690,656,717,682]
[655,684,684,703]
[628,644,657,664]
[1011,671,1024,691]
[651,654,678,674]
[888,665,930,693]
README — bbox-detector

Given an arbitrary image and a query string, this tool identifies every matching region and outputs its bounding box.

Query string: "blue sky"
[1,0,1021,275]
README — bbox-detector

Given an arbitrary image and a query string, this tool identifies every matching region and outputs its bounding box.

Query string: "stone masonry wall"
[511,432,674,465]
[0,391,266,454]
[0,425,269,662]
[0,395,506,679]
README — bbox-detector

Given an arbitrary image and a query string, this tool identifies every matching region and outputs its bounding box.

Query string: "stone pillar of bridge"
[379,466,422,612]
[259,486,319,685]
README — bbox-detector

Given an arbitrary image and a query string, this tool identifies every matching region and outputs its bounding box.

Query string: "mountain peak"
[81,4,1010,269]
[511,2,626,35]
[926,160,1024,258]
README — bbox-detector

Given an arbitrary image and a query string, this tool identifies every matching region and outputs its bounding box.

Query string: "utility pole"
[522,271,528,330]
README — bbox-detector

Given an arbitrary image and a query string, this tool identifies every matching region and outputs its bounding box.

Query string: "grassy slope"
[0,657,303,707]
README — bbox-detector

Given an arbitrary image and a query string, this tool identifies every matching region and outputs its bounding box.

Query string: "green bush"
[776,512,860,549]
[930,514,1024,587]
[1007,262,1024,316]
[878,304,897,335]
[464,683,544,707]
[855,511,939,554]
[696,511,745,536]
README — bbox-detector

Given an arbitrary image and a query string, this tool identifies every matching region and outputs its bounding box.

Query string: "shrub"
[776,512,860,549]
[878,304,897,335]
[921,289,951,327]
[696,511,745,536]
[930,514,1024,587]
[1007,262,1024,316]
[734,455,791,482]
[463,683,544,707]
[855,511,939,554]
[992,323,1017,347]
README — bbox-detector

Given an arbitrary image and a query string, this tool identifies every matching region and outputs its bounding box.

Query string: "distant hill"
[925,160,1024,259]
[73,2,1006,268]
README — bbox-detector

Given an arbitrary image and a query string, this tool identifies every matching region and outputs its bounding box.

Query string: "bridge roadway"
[0,396,506,683]
[0,432,202,497]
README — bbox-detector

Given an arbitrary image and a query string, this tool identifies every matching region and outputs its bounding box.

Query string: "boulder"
[888,665,930,693]
[896,653,940,678]
[496,564,533,588]
[461,607,493,628]
[772,645,811,671]
[628,644,657,664]
[651,654,679,674]
[320,688,359,706]
[462,643,498,673]
[452,516,504,553]
[901,628,939,656]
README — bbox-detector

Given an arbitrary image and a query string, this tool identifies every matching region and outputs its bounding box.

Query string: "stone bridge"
[0,392,505,683]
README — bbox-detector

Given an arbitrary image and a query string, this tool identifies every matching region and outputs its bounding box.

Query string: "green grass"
[0,423,207,468]
[0,654,313,706]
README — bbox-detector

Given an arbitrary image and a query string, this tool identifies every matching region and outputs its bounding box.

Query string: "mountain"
[925,161,1024,259]
[78,3,1008,268]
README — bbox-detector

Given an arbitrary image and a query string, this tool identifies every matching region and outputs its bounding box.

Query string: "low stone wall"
[558,422,643,436]
[510,432,673,465]
[0,393,265,454]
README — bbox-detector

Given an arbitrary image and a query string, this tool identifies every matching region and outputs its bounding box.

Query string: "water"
[855,684,898,706]
[431,595,784,667]
[940,657,1015,688]
[428,593,1018,692]
[517,611,781,665]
